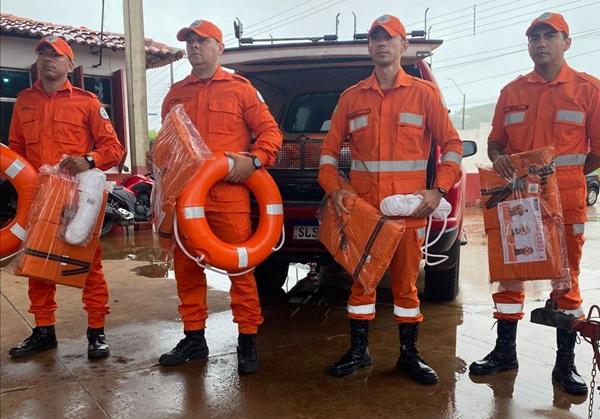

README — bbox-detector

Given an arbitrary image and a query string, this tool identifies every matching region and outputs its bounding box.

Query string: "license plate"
[293,225,319,240]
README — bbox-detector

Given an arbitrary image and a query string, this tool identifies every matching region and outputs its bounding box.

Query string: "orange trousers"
[347,227,425,324]
[173,211,263,334]
[28,246,110,328]
[493,223,585,320]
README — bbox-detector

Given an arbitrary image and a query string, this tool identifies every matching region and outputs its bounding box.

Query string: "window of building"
[84,76,113,120]
[0,69,32,144]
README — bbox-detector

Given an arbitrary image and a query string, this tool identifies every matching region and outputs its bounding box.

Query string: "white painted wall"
[1,36,131,174]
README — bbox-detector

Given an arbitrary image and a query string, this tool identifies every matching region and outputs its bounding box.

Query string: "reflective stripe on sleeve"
[319,155,339,167]
[441,151,462,164]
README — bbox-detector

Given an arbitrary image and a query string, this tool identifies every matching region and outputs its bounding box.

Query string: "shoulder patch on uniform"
[99,107,110,120]
[256,90,265,103]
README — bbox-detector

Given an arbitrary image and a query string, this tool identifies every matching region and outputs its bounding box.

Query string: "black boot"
[237,334,259,374]
[552,329,588,395]
[9,326,57,358]
[327,319,372,377]
[396,323,438,384]
[159,330,209,366]
[469,319,518,375]
[87,328,110,359]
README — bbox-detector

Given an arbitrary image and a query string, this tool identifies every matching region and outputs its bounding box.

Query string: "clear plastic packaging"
[150,104,214,250]
[478,146,570,292]
[317,194,406,294]
[10,164,107,288]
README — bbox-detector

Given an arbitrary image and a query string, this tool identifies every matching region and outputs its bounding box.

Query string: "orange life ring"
[0,144,39,258]
[176,152,284,272]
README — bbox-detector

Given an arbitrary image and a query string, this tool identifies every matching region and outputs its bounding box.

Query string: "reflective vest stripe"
[442,151,462,164]
[555,154,586,167]
[399,112,424,127]
[573,223,585,234]
[495,303,523,314]
[184,206,205,219]
[393,305,421,317]
[320,155,339,167]
[504,111,525,126]
[347,303,376,315]
[556,110,585,124]
[351,160,428,172]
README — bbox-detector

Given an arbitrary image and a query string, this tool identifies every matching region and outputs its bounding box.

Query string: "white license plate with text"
[293,225,318,240]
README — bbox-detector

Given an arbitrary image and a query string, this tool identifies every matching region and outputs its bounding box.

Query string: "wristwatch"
[249,154,262,169]
[436,187,447,197]
[84,154,96,169]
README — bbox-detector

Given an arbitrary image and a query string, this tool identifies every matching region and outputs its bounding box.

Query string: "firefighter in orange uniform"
[158,20,282,374]
[8,36,125,359]
[318,15,463,383]
[469,13,600,396]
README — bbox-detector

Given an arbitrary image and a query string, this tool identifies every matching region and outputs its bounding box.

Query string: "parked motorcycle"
[101,173,154,237]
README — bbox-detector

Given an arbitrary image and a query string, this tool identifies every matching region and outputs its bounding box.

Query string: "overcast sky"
[3,0,599,129]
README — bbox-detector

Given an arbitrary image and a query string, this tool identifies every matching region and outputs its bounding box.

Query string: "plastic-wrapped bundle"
[318,194,406,294]
[64,169,106,245]
[150,104,214,250]
[13,165,107,288]
[478,146,570,291]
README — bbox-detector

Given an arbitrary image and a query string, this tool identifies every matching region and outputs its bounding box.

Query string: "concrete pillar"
[122,0,149,174]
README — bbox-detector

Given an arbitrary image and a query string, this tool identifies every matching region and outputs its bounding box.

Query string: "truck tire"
[424,238,460,302]
[587,186,598,206]
[254,258,289,293]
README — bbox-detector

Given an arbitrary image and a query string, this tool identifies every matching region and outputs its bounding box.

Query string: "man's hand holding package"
[330,189,355,216]
[411,189,443,218]
[59,156,90,176]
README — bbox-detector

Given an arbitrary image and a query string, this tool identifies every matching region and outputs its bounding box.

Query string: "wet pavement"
[1,206,599,418]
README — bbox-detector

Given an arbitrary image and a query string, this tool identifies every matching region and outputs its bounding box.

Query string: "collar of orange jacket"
[32,79,73,96]
[182,66,232,86]
[362,66,411,91]
[524,62,574,85]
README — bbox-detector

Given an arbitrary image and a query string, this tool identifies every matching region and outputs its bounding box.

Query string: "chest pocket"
[553,109,585,146]
[208,100,241,135]
[397,112,425,155]
[19,110,40,145]
[54,110,89,146]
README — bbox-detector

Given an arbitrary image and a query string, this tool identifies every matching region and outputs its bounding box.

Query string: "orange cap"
[176,19,223,44]
[35,36,74,61]
[368,14,406,40]
[526,12,569,37]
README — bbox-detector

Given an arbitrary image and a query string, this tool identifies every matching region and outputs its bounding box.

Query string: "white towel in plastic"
[380,194,452,219]
[64,169,106,245]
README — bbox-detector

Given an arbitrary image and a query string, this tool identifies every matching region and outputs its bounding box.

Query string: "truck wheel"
[254,259,289,293]
[587,186,598,206]
[424,238,460,302]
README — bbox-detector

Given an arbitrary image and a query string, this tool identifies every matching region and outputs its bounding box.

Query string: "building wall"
[1,36,132,179]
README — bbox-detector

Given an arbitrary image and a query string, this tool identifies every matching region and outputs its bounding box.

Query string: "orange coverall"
[488,63,600,320]
[319,69,463,323]
[9,79,125,328]
[161,67,282,334]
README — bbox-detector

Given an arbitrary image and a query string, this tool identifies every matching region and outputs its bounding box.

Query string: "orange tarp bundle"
[15,172,106,288]
[151,104,213,249]
[479,146,569,284]
[318,195,406,293]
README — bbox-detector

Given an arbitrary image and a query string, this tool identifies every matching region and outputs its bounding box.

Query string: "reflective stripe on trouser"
[492,223,585,320]
[347,227,424,323]
[28,246,110,328]
[173,211,263,334]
